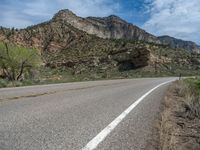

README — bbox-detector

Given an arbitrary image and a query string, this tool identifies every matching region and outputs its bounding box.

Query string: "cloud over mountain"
[0,0,199,44]
[143,0,200,44]
[0,0,120,28]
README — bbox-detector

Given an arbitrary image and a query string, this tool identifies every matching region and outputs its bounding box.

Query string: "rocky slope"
[53,9,200,53]
[53,9,160,44]
[158,36,200,53]
[0,18,151,74]
[0,10,200,76]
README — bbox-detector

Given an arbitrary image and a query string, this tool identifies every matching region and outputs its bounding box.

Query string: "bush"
[0,79,8,88]
[22,80,34,86]
[176,79,200,119]
[0,42,41,81]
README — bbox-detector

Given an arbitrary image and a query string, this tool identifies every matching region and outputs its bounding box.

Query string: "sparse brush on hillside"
[0,42,41,81]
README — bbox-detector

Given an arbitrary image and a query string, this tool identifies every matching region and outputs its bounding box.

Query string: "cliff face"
[52,9,160,44]
[52,10,200,53]
[158,36,200,53]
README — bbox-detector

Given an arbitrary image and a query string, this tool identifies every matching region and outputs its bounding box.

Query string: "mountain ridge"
[158,35,200,53]
[52,9,161,44]
[0,9,200,77]
[1,9,199,53]
[52,9,200,53]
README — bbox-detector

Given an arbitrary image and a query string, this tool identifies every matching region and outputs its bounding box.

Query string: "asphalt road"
[0,77,176,150]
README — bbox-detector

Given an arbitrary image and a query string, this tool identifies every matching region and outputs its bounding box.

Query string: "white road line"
[82,79,175,150]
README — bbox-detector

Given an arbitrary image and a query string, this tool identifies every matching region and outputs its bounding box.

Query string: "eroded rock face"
[52,9,160,44]
[158,36,200,53]
[112,47,150,71]
[52,10,200,53]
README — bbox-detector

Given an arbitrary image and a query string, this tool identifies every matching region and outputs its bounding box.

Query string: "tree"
[0,42,41,81]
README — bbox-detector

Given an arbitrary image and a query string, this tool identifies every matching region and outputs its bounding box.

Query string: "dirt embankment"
[148,80,200,150]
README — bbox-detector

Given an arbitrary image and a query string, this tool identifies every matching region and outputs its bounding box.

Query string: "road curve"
[0,77,176,150]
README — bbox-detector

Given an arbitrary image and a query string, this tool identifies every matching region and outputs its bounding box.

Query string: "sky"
[0,0,199,44]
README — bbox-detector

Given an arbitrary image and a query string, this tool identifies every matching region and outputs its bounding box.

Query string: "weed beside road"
[176,78,200,119]
[158,78,200,150]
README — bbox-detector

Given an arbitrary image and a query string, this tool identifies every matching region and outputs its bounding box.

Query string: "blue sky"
[0,0,199,44]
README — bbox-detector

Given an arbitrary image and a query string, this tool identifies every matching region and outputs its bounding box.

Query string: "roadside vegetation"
[176,78,200,119]
[157,78,200,150]
[0,42,41,87]
[0,39,199,88]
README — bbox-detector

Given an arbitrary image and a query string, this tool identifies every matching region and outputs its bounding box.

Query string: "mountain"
[158,36,200,53]
[53,10,200,53]
[52,9,160,44]
[0,15,151,74]
[0,9,200,77]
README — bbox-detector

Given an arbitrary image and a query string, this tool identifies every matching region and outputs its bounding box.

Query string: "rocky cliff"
[52,9,200,53]
[52,9,160,44]
[158,36,200,53]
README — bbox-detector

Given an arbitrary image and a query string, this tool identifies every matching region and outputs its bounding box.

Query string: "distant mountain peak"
[57,9,75,15]
[52,9,77,21]
[106,15,123,20]
[87,15,125,22]
[158,35,200,53]
[159,35,192,43]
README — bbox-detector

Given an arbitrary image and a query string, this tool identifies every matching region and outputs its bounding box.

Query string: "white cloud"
[143,0,200,44]
[0,0,120,28]
[0,10,34,28]
[57,0,120,17]
[23,0,52,17]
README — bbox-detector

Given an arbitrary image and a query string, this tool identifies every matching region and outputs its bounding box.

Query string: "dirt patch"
[147,81,200,150]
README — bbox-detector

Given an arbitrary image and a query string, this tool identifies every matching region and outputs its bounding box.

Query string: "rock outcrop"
[158,36,200,53]
[53,10,200,53]
[52,9,160,44]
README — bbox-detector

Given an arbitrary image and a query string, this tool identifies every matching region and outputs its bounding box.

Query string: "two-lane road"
[0,77,176,150]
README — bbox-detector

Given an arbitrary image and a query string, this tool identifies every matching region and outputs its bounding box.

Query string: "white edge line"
[82,79,175,150]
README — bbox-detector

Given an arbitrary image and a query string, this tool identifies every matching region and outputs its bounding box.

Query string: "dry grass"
[151,79,200,150]
[175,79,200,119]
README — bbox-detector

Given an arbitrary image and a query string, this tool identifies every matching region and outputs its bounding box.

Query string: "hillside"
[0,10,200,80]
[0,21,150,73]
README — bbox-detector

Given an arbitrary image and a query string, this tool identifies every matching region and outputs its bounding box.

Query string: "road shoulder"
[148,80,200,150]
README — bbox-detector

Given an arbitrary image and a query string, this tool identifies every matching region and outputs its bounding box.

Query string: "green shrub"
[0,79,8,88]
[0,42,41,81]
[22,80,34,86]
